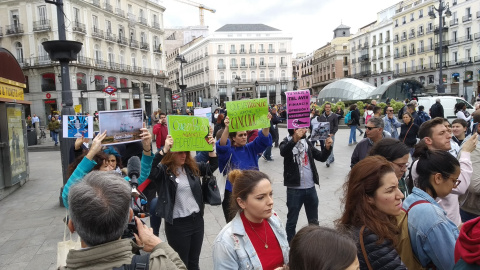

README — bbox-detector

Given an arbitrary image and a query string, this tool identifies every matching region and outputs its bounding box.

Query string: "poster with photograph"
[98,109,143,145]
[286,90,311,129]
[7,104,27,183]
[167,115,213,152]
[63,116,93,138]
[310,118,330,141]
[194,107,212,119]
[226,98,270,132]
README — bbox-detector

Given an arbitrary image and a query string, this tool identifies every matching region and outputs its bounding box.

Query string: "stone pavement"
[0,127,361,270]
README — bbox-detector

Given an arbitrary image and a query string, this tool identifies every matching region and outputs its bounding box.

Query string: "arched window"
[231,72,237,80]
[281,70,286,79]
[251,71,256,80]
[131,53,136,68]
[241,71,246,80]
[119,50,125,67]
[108,47,114,67]
[269,70,274,80]
[220,72,224,80]
[260,71,265,80]
[38,38,49,62]
[15,42,23,62]
[94,44,102,62]
[76,73,87,90]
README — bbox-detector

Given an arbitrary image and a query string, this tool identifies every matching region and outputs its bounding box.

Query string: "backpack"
[112,254,149,270]
[398,106,406,120]
[365,111,373,123]
[417,111,430,125]
[344,111,353,125]
[395,200,430,270]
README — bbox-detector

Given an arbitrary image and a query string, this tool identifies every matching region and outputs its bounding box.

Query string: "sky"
[160,0,400,56]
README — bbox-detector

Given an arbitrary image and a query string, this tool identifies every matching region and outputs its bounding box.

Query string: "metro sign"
[172,94,180,100]
[103,86,117,95]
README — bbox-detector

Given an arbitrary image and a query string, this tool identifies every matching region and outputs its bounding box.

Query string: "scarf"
[288,135,307,179]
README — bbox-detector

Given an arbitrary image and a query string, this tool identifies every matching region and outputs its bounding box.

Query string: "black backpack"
[112,254,149,270]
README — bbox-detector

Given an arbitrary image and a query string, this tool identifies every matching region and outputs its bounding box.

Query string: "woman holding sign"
[217,114,273,223]
[149,134,217,270]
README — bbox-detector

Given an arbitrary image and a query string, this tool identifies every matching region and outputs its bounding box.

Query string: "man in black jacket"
[430,98,445,119]
[317,103,338,167]
[279,128,332,242]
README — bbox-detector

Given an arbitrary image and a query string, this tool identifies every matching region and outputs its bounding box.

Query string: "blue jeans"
[263,145,273,160]
[460,208,479,223]
[286,187,319,243]
[349,125,357,144]
[149,197,162,236]
[50,131,58,144]
[320,135,335,163]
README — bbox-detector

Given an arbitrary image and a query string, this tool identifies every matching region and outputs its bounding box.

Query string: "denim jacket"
[212,211,289,270]
[403,187,460,270]
[383,115,401,139]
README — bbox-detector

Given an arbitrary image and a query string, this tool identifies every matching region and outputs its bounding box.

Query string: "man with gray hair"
[351,117,388,167]
[430,98,445,119]
[63,171,185,270]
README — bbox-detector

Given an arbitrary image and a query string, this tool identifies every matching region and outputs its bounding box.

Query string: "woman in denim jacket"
[213,170,289,270]
[403,146,461,270]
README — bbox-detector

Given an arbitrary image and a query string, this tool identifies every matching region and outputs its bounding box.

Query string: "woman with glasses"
[399,112,419,157]
[216,114,273,223]
[403,145,461,269]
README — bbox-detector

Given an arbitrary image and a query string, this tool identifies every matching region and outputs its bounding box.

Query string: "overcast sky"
[161,0,399,56]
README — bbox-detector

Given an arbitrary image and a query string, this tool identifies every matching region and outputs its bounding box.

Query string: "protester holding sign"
[216,112,273,223]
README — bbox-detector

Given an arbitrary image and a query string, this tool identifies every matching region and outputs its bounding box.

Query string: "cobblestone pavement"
[0,127,359,270]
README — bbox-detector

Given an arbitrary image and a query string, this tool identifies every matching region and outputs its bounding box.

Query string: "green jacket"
[48,120,60,132]
[60,239,186,270]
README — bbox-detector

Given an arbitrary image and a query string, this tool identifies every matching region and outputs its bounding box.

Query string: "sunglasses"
[366,126,379,130]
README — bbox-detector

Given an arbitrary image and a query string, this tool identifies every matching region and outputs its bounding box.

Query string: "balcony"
[417,30,424,37]
[117,36,127,46]
[401,36,407,42]
[104,2,113,12]
[153,46,162,54]
[105,32,116,43]
[5,24,24,35]
[280,63,287,68]
[217,50,225,54]
[140,42,149,50]
[33,20,51,32]
[92,27,104,39]
[352,59,357,64]
[138,17,148,26]
[364,42,369,48]
[249,64,257,68]
[268,50,275,53]
[418,46,424,53]
[95,59,106,68]
[268,63,276,67]
[33,56,54,66]
[72,21,86,34]
[371,41,376,47]
[409,32,415,39]
[129,39,139,48]
[385,37,390,42]
[394,53,401,59]
[127,13,136,22]
[462,14,472,23]
[116,8,125,17]
[240,64,248,69]
[0,27,2,37]
[351,48,356,52]
[357,44,362,49]
[249,49,256,53]
[258,49,266,53]
[371,55,377,61]
[229,50,237,54]
[218,65,226,70]
[230,64,238,69]
[92,0,100,7]
[239,50,246,54]
[401,51,407,57]
[378,39,383,45]
[475,56,480,62]
[477,11,480,18]
[409,49,416,55]
[450,18,458,26]
[393,38,399,44]
[42,84,56,92]
[378,53,384,59]
[279,48,286,53]
[434,25,449,34]
[259,63,266,68]
[475,33,480,39]
[152,22,161,29]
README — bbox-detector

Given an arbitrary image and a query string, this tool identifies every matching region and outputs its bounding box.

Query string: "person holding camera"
[62,171,185,270]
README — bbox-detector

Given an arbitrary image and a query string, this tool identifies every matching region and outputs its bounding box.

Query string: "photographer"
[62,171,186,270]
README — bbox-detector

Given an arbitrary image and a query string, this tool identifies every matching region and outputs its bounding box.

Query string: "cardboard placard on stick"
[286,90,311,129]
[226,98,270,132]
[167,115,213,152]
[98,109,143,145]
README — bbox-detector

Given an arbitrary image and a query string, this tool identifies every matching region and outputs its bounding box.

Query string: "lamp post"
[175,54,187,114]
[461,60,472,99]
[255,80,259,98]
[428,0,451,94]
[234,75,241,86]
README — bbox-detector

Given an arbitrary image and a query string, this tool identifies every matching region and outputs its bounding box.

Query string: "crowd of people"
[56,99,480,270]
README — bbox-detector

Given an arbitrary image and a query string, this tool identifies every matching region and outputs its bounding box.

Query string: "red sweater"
[240,212,283,270]
[153,123,168,149]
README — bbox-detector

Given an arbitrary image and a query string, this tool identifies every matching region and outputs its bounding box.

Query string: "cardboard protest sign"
[63,116,93,138]
[167,115,213,152]
[98,109,143,145]
[194,107,212,119]
[286,90,311,129]
[310,117,330,141]
[226,98,270,132]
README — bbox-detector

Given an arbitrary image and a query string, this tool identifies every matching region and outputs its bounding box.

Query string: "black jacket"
[150,153,218,224]
[353,227,406,270]
[350,109,361,126]
[399,122,419,147]
[430,102,445,118]
[279,137,331,187]
[318,112,339,135]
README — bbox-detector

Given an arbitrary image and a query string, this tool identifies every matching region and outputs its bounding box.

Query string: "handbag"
[202,165,221,205]
[57,211,82,268]
[54,128,60,133]
[359,226,373,270]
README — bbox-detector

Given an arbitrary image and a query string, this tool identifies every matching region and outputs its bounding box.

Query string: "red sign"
[172,94,180,100]
[46,93,51,99]
[103,86,117,95]
[45,99,56,104]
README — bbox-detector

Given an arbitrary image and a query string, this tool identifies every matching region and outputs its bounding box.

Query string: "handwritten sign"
[167,115,213,152]
[286,90,311,129]
[226,98,270,132]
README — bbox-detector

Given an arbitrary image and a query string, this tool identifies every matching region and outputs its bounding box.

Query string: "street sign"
[74,105,82,113]
[172,94,180,100]
[102,85,117,95]
[187,102,193,107]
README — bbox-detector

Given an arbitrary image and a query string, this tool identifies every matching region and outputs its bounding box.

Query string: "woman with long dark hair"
[149,135,217,270]
[337,156,406,269]
[399,112,419,157]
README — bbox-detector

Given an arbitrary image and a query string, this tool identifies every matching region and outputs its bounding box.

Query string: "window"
[268,44,273,52]
[466,49,471,61]
[92,15,98,30]
[251,71,256,80]
[119,50,125,66]
[250,58,255,65]
[410,13,414,21]
[94,44,102,61]
[231,72,237,80]
[269,70,274,79]
[15,42,23,62]
[73,7,80,22]
[260,57,265,65]
[419,9,423,18]
[108,47,114,66]
[230,44,235,52]
[402,16,406,24]
[240,44,245,53]
[38,5,47,22]
[106,20,112,34]
[241,71,246,80]
[11,10,19,26]
[38,38,49,61]
[281,70,286,80]
[241,58,245,66]
[453,51,458,62]
[260,71,265,79]
[218,59,224,66]
[250,44,254,51]
[131,53,136,67]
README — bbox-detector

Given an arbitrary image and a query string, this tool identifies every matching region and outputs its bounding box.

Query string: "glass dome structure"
[368,78,425,102]
[317,78,376,104]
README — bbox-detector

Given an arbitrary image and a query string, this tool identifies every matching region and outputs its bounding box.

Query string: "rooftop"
[215,24,281,32]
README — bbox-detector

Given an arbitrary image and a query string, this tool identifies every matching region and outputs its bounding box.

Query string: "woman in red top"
[213,170,289,270]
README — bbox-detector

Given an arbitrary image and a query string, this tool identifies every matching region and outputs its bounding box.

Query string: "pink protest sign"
[286,90,311,129]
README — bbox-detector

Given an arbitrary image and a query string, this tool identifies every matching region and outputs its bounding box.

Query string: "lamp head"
[445,9,452,17]
[428,9,436,19]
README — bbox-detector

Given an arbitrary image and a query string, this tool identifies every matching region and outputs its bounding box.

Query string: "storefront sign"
[0,82,24,100]
[103,85,117,95]
[187,102,193,107]
[226,98,269,132]
[167,115,212,152]
[285,90,311,129]
[46,93,51,99]
[45,99,56,104]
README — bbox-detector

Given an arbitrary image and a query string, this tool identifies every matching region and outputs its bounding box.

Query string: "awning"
[131,79,140,84]
[142,81,150,85]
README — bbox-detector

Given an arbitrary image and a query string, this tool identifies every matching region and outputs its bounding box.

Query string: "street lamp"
[175,54,187,114]
[461,60,472,99]
[428,0,451,94]
[255,80,259,98]
[234,75,241,86]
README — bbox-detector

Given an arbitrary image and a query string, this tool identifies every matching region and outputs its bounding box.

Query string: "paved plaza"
[0,127,358,270]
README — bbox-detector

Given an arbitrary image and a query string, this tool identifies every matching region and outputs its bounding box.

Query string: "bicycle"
[39,126,46,143]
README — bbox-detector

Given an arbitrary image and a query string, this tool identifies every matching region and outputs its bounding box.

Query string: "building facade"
[0,0,167,122]
[296,53,314,90]
[176,24,293,107]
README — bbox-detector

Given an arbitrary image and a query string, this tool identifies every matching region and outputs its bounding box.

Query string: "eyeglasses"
[366,126,379,130]
[451,178,461,188]
[393,162,410,169]
[387,110,394,112]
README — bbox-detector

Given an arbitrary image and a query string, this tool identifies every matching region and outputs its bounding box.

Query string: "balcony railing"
[104,2,113,12]
[280,63,287,67]
[92,0,100,7]
[409,49,416,55]
[258,49,265,53]
[92,27,104,39]
[279,48,286,53]
[95,59,106,68]
[218,65,226,69]
[417,30,424,36]
[393,38,399,44]
[105,32,116,42]
[240,64,247,68]
[140,42,149,50]
[378,53,384,59]
[230,64,238,68]
[378,39,383,45]
[450,18,458,26]
[130,39,139,48]
[153,47,162,54]
[217,50,225,54]
[249,64,257,68]
[33,20,51,32]
[268,50,275,53]
[409,32,415,39]
[6,24,24,35]
[33,56,54,66]
[229,50,237,54]
[462,14,472,22]
[385,37,390,42]
[117,36,127,45]
[152,22,161,29]
[138,17,148,26]
[268,63,276,67]
[73,21,86,33]
[426,27,433,34]
[418,46,424,53]
[401,36,407,41]
[128,13,136,21]
[116,8,125,17]
[239,50,246,54]
[259,63,266,68]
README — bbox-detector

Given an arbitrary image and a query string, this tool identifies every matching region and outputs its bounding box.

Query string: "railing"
[104,2,113,12]
[153,47,162,53]
[117,36,127,45]
[128,13,136,21]
[393,38,399,44]
[385,37,390,42]
[33,20,51,32]
[33,56,54,66]
[240,64,248,68]
[92,27,104,39]
[230,64,238,68]
[409,49,416,55]
[6,24,24,35]
[73,21,86,33]
[217,50,225,54]
[116,8,125,17]
[417,30,424,36]
[140,42,149,50]
[268,63,276,67]
[77,83,87,90]
[95,59,106,68]
[280,63,287,67]
[378,39,383,45]
[259,63,266,68]
[401,36,407,41]
[418,46,424,53]
[385,51,391,57]
[138,17,148,26]
[279,48,286,53]
[229,50,237,54]
[378,53,384,59]
[409,32,415,39]
[462,14,472,22]
[268,50,275,53]
[218,65,226,69]
[450,18,458,26]
[105,32,116,42]
[249,49,256,53]
[258,49,265,53]
[152,22,161,29]
[371,55,377,60]
[477,11,480,18]
[371,40,376,47]
[129,39,139,48]
[249,64,257,68]
[475,56,480,62]
[92,0,100,7]
[426,27,433,34]
[475,33,480,39]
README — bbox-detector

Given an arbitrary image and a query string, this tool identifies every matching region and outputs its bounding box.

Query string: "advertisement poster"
[310,118,330,141]
[194,107,212,119]
[7,104,27,183]
[63,116,93,138]
[98,109,143,145]
[167,115,213,152]
[286,90,311,129]
[226,98,270,132]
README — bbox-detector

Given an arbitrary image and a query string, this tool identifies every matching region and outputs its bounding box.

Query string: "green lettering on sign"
[167,115,213,152]
[226,98,270,132]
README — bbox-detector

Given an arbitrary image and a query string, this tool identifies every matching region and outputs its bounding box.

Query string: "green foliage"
[334,101,345,111]
[378,102,387,109]
[356,101,365,116]
[389,99,405,114]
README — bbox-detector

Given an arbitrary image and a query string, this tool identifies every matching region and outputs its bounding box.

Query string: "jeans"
[149,197,162,236]
[263,145,273,160]
[356,126,363,134]
[222,189,233,223]
[285,187,319,243]
[460,208,479,223]
[320,135,335,163]
[165,213,204,270]
[349,125,357,144]
[273,126,279,146]
[50,131,58,144]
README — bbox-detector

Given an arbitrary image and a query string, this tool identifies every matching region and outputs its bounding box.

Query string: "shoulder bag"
[202,164,221,205]
[359,225,374,270]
